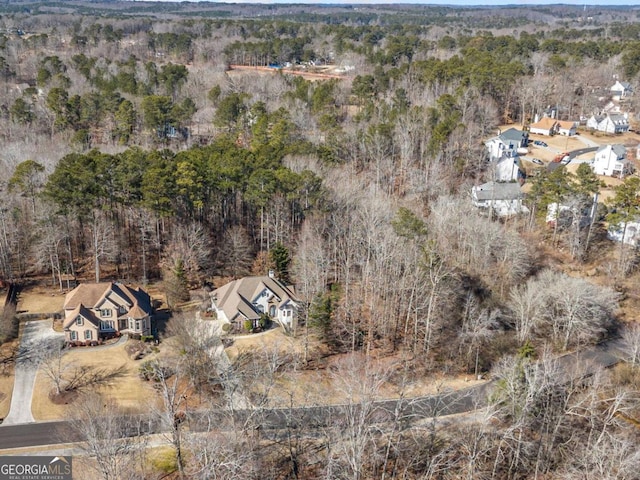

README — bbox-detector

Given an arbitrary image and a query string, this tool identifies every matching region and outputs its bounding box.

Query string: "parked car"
[533,140,548,147]
[532,158,544,165]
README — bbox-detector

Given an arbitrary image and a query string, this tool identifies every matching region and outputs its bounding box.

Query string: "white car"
[531,158,543,165]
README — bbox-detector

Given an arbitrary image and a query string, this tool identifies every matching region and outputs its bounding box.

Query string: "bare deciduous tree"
[72,393,149,480]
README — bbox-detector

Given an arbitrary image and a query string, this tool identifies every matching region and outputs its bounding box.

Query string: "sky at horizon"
[154,1,640,5]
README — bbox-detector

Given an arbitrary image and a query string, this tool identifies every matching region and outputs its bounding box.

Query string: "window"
[70,331,77,341]
[262,290,270,298]
[100,321,114,330]
[100,309,111,317]
[119,306,126,314]
[84,330,92,340]
[269,306,276,317]
[135,320,140,331]
[256,304,264,313]
[76,316,83,326]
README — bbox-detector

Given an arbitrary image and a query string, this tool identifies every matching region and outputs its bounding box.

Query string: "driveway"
[3,320,64,425]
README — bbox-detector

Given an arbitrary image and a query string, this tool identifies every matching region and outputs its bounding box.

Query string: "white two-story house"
[592,144,631,178]
[587,114,630,134]
[484,128,528,181]
[610,80,633,102]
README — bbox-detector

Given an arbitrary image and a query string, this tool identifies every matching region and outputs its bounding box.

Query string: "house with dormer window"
[211,274,298,331]
[63,282,153,344]
[587,113,629,134]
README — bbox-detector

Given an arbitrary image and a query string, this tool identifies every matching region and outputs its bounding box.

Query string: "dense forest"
[1,1,640,478]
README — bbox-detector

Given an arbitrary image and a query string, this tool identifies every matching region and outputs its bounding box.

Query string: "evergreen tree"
[269,242,291,282]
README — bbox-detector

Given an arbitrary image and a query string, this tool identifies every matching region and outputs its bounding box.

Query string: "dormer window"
[100,309,111,317]
[76,316,83,326]
[118,306,126,314]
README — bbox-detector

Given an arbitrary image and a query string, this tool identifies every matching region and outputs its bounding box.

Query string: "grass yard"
[16,288,66,315]
[32,339,160,421]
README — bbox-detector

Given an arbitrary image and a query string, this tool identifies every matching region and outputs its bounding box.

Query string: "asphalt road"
[0,338,626,450]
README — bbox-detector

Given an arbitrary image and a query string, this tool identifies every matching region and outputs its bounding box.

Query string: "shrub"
[259,313,272,330]
[149,446,178,474]
[243,319,253,332]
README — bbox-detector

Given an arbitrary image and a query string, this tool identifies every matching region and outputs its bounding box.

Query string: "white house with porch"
[471,181,528,217]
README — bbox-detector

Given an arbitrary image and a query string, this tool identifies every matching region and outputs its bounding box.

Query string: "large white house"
[610,80,633,102]
[211,274,298,331]
[592,144,631,177]
[587,113,630,134]
[485,128,528,161]
[485,128,528,181]
[471,181,528,217]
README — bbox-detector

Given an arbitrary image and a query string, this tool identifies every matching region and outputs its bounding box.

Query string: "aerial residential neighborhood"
[1,1,640,479]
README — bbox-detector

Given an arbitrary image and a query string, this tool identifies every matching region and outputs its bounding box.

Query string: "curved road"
[0,338,627,450]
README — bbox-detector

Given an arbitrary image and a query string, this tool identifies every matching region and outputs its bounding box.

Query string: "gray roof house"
[586,113,630,134]
[592,144,631,178]
[611,80,633,101]
[211,274,298,331]
[471,181,528,217]
[485,128,529,172]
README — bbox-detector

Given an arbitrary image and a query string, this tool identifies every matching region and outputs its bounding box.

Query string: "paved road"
[0,338,627,450]
[3,320,64,425]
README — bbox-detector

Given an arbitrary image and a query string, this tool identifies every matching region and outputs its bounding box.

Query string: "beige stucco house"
[63,282,153,344]
[211,274,298,332]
